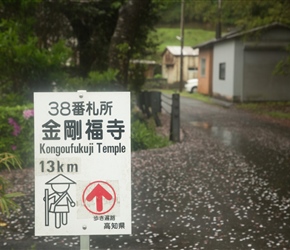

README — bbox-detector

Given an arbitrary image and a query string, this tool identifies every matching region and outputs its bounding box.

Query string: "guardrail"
[137,91,180,142]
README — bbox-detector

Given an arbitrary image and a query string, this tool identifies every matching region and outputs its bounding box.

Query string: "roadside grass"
[156,28,214,53]
[268,111,290,119]
[156,89,213,104]
[180,92,213,104]
[236,102,290,121]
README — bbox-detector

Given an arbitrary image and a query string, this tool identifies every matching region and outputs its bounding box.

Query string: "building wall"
[162,50,177,84]
[162,50,199,84]
[233,40,244,102]
[213,40,236,101]
[243,49,290,101]
[200,25,290,102]
[242,26,290,101]
[198,48,213,95]
[186,56,199,79]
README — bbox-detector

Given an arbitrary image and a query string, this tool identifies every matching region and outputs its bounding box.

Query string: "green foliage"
[158,0,226,28]
[59,69,120,92]
[233,1,290,29]
[0,153,22,171]
[131,117,171,151]
[0,93,30,107]
[237,101,290,121]
[0,20,71,96]
[268,111,290,120]
[158,1,290,30]
[128,63,147,93]
[157,1,180,25]
[59,77,87,92]
[0,153,24,216]
[154,74,162,79]
[273,45,290,76]
[156,28,215,53]
[88,69,118,85]
[0,105,34,168]
[181,92,213,104]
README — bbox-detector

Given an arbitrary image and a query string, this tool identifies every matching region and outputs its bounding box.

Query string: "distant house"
[130,60,159,79]
[162,46,199,84]
[194,23,290,102]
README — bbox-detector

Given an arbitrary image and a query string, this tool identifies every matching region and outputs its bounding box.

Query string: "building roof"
[130,59,157,65]
[193,22,290,49]
[162,46,199,56]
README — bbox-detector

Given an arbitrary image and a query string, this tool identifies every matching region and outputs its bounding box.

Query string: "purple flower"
[8,118,21,136]
[23,109,34,119]
[11,145,17,151]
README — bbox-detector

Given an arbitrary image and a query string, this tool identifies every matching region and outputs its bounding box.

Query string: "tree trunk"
[108,0,152,87]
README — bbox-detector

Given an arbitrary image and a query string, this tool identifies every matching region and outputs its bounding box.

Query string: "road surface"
[1,96,290,249]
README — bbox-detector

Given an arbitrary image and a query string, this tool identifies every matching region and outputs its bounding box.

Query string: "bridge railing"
[137,91,180,142]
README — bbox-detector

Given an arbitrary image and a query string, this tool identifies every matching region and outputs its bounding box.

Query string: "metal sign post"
[79,90,90,250]
[80,235,90,250]
[34,91,131,248]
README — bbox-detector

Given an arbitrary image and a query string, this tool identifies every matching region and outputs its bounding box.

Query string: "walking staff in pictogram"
[44,174,76,229]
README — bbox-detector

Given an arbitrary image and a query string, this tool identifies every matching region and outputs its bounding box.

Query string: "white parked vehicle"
[184,78,198,93]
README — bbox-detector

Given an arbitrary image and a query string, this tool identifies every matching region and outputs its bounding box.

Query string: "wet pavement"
[1,97,290,249]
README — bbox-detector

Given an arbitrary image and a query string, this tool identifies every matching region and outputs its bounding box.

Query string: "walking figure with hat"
[44,174,76,229]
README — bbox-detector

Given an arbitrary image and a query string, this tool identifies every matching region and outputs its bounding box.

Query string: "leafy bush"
[0,93,31,107]
[0,153,24,216]
[131,118,171,151]
[0,20,71,97]
[58,69,122,92]
[128,63,146,93]
[0,105,34,168]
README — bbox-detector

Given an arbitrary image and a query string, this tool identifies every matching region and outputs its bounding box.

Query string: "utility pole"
[179,0,185,92]
[216,0,222,39]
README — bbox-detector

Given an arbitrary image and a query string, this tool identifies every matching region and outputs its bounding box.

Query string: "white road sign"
[34,92,131,236]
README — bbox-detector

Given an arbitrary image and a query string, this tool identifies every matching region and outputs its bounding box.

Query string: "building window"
[188,67,198,78]
[219,62,226,80]
[200,58,206,77]
[188,67,198,71]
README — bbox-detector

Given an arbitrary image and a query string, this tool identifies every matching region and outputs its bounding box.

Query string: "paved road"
[180,97,290,196]
[1,96,290,249]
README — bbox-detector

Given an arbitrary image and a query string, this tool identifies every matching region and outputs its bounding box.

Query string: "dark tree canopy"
[0,0,164,92]
[158,0,290,30]
[1,0,290,94]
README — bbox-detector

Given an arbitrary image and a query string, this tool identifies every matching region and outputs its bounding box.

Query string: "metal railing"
[138,91,180,142]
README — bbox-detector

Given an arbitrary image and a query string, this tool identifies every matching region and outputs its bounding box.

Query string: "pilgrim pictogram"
[44,174,76,229]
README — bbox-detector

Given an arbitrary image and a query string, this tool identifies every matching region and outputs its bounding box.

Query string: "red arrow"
[86,184,112,212]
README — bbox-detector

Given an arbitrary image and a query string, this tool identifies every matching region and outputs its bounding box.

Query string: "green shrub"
[0,20,71,96]
[0,105,34,168]
[58,69,121,92]
[131,118,171,151]
[0,153,24,216]
[0,93,31,107]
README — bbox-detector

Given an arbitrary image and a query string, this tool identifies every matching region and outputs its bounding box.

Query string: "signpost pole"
[80,235,90,250]
[77,90,90,250]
